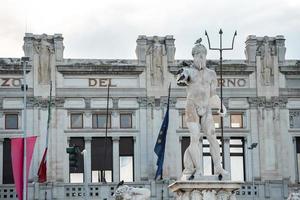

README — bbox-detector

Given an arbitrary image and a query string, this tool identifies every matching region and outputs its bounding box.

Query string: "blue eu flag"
[154,84,171,180]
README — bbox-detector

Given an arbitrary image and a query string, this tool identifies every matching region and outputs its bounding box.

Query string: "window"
[92,170,112,183]
[290,110,300,128]
[296,137,300,183]
[230,114,243,128]
[3,138,14,184]
[182,113,187,129]
[119,137,134,182]
[91,137,113,182]
[5,114,18,129]
[69,137,85,183]
[70,113,83,129]
[203,138,222,175]
[92,114,111,129]
[230,138,245,181]
[212,114,221,129]
[120,114,132,128]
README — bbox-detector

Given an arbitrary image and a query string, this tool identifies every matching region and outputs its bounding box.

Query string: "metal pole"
[219,30,225,169]
[22,57,29,200]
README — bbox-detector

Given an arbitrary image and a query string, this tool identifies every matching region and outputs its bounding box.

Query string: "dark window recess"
[296,137,300,183]
[91,137,113,170]
[5,114,18,129]
[181,137,190,170]
[120,137,134,156]
[69,137,85,173]
[3,138,14,184]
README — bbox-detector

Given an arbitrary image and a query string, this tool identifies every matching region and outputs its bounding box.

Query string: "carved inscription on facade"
[217,78,247,88]
[88,78,117,87]
[0,78,21,87]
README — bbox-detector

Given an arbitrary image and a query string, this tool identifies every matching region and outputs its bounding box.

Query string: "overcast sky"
[0,0,300,60]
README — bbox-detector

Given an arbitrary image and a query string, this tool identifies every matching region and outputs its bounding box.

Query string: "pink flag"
[11,136,37,200]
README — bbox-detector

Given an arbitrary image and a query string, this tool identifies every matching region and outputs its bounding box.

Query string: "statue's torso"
[186,67,215,110]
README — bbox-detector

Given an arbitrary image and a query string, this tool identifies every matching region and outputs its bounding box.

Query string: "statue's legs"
[182,101,202,178]
[186,122,202,176]
[202,112,228,176]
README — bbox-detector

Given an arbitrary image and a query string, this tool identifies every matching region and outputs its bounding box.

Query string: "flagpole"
[22,57,29,200]
[102,84,110,183]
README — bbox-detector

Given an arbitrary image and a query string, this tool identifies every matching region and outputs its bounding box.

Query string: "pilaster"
[84,137,92,183]
[112,136,120,182]
[0,138,4,184]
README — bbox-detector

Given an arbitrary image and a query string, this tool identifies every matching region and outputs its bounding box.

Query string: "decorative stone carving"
[84,97,91,109]
[165,35,176,64]
[33,34,55,84]
[288,192,300,200]
[137,97,155,108]
[26,96,65,108]
[55,97,65,108]
[248,96,287,109]
[170,181,240,200]
[160,96,177,108]
[146,36,166,84]
[137,97,147,108]
[271,96,288,108]
[136,35,147,64]
[112,98,119,109]
[257,36,275,86]
[113,182,151,200]
[248,97,266,108]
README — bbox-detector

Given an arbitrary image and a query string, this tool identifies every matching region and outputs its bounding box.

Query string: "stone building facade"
[0,33,299,199]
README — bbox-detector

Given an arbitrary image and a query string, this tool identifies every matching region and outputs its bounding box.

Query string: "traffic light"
[66,146,81,169]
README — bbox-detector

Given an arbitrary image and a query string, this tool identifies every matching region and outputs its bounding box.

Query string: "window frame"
[181,112,188,129]
[229,137,245,181]
[92,113,111,129]
[120,113,132,129]
[70,113,84,129]
[230,113,244,128]
[5,113,19,130]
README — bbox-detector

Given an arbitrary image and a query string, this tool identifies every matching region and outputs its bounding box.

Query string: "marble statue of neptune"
[177,39,228,180]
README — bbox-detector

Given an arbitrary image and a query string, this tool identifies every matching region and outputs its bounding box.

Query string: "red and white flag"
[11,136,37,200]
[37,82,52,183]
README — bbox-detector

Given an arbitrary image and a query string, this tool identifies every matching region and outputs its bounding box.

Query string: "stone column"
[223,137,231,173]
[84,137,92,183]
[112,136,120,182]
[244,137,252,182]
[293,137,299,182]
[65,137,70,183]
[0,138,3,184]
[133,136,141,181]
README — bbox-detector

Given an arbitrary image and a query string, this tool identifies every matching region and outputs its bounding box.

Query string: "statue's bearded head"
[192,43,207,70]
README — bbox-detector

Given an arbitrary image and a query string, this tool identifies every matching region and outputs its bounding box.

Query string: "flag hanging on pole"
[11,136,37,200]
[154,84,171,180]
[37,82,52,183]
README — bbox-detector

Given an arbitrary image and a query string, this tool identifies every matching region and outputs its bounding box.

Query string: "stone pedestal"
[169,181,241,200]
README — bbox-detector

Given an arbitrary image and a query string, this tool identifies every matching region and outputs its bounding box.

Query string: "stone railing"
[0,181,297,200]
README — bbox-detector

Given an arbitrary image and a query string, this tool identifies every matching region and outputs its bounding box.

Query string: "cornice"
[57,65,145,75]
